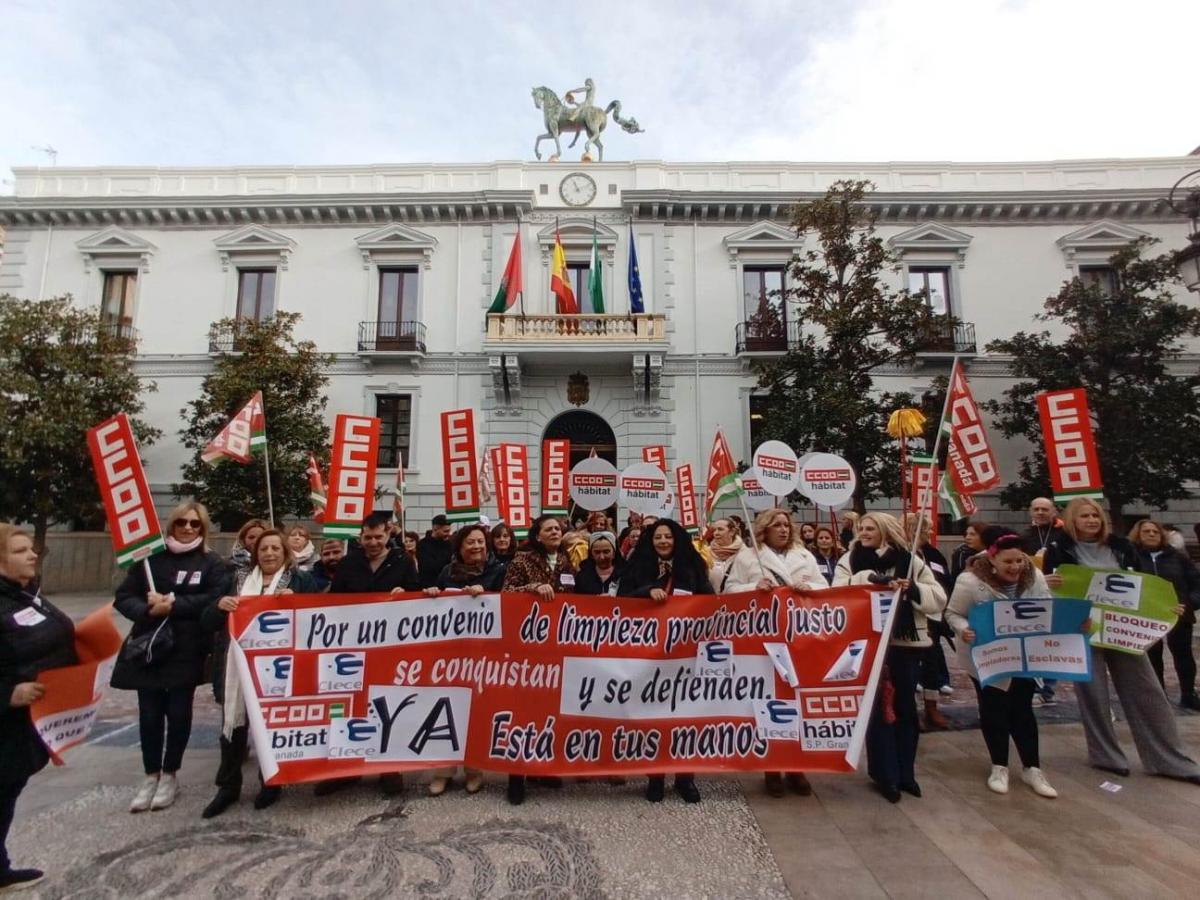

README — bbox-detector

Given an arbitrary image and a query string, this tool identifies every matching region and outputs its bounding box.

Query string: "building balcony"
[735,320,801,354]
[207,322,243,354]
[917,320,976,356]
[486,313,667,344]
[98,320,140,345]
[357,320,427,354]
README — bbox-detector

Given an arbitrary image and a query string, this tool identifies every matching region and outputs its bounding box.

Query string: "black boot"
[674,776,701,804]
[785,772,813,796]
[1180,693,1200,711]
[506,775,526,806]
[645,775,665,802]
[253,785,282,810]
[763,772,785,797]
[0,868,44,890]
[201,787,239,819]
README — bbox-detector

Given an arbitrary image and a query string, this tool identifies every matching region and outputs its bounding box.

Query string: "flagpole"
[262,440,276,528]
[517,212,526,318]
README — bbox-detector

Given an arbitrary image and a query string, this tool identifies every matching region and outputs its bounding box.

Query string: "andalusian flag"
[202,391,266,464]
[488,230,524,314]
[588,218,604,314]
[703,427,743,521]
[306,452,326,522]
[550,223,578,314]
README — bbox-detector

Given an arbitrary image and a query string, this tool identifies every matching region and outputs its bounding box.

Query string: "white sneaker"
[987,765,1009,794]
[130,775,159,812]
[150,773,178,810]
[938,685,954,696]
[1021,767,1058,798]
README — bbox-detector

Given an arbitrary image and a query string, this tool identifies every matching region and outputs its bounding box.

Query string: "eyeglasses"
[174,518,203,529]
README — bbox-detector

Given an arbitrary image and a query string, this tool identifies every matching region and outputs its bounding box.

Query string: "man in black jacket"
[317,513,418,797]
[416,515,453,588]
[1019,497,1063,559]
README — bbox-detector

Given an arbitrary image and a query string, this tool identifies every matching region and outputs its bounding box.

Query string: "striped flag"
[550,223,578,314]
[306,452,326,522]
[487,230,524,314]
[588,218,604,314]
[201,391,266,464]
[703,428,743,522]
[392,450,406,520]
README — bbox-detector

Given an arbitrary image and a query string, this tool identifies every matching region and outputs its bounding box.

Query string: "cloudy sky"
[2,0,1197,181]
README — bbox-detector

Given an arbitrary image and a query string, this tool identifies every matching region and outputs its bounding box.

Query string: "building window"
[907,267,951,316]
[377,267,420,346]
[1079,265,1118,296]
[101,271,137,334]
[376,394,412,468]
[749,394,770,450]
[236,269,276,322]
[742,266,787,349]
[566,262,599,312]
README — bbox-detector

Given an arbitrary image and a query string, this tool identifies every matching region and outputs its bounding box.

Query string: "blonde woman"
[285,524,317,572]
[230,518,268,575]
[1044,499,1200,783]
[706,518,745,592]
[833,512,946,803]
[111,501,230,812]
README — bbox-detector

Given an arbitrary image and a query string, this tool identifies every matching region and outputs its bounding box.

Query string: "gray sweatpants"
[1075,647,1200,777]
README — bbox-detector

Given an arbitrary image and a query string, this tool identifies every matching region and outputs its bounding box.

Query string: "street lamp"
[1167,169,1200,294]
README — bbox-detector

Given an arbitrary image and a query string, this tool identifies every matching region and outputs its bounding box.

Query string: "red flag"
[392,450,406,521]
[440,409,481,523]
[541,439,570,515]
[1037,388,1104,502]
[87,413,166,567]
[202,391,266,464]
[704,429,743,522]
[323,415,381,538]
[941,361,999,506]
[675,464,700,533]
[642,445,667,469]
[497,444,532,538]
[488,232,524,314]
[306,452,326,523]
[906,455,939,545]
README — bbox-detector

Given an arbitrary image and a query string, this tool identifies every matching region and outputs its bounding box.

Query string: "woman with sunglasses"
[111,502,230,813]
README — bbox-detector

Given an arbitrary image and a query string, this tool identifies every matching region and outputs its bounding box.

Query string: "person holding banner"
[723,509,826,798]
[202,529,318,818]
[1129,519,1200,710]
[575,531,623,595]
[229,519,268,576]
[309,539,345,592]
[416,515,454,589]
[502,514,576,806]
[111,502,230,813]
[945,529,1059,798]
[0,524,77,892]
[619,519,714,804]
[834,513,946,803]
[903,513,954,732]
[1044,499,1200,783]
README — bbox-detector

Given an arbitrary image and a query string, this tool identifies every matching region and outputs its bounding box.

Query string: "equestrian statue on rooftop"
[531,78,644,163]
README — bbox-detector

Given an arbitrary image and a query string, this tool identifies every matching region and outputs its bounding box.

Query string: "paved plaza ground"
[12,595,1200,899]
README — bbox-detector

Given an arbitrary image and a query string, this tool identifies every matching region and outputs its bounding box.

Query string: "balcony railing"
[735,320,801,354]
[98,320,139,343]
[358,320,427,353]
[208,322,244,354]
[486,313,667,342]
[918,321,976,354]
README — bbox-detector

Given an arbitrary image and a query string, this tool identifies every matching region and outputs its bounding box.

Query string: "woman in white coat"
[724,508,826,798]
[944,528,1059,798]
[833,512,945,803]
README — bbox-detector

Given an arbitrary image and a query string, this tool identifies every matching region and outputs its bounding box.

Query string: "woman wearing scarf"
[285,525,317,572]
[229,518,268,577]
[1044,499,1200,784]
[112,501,229,813]
[946,528,1060,798]
[833,512,946,803]
[421,524,504,796]
[501,514,576,805]
[0,524,77,892]
[723,509,826,798]
[201,529,316,818]
[575,531,623,595]
[811,526,842,586]
[706,518,745,592]
[489,522,518,573]
[619,519,714,803]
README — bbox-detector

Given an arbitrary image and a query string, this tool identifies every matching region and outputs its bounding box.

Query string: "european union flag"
[627,224,645,314]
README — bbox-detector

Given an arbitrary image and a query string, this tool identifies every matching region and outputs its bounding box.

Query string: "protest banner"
[228,585,889,784]
[86,413,166,567]
[569,456,620,511]
[797,453,856,509]
[675,464,700,533]
[322,415,381,538]
[440,409,481,523]
[496,443,532,538]
[966,598,1093,687]
[619,462,671,515]
[1037,388,1104,501]
[740,466,775,511]
[642,445,668,470]
[753,441,801,498]
[30,604,123,762]
[1052,564,1178,654]
[541,439,570,516]
[907,454,939,545]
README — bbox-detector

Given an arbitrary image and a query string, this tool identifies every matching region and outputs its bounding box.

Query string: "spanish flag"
[550,224,578,314]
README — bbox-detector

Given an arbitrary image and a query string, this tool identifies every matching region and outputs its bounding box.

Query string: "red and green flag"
[202,391,266,464]
[488,230,524,314]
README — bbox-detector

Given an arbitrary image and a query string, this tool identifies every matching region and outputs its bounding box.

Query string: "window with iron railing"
[236,269,276,322]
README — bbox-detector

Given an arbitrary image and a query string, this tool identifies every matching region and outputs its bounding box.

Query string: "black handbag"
[120,618,176,668]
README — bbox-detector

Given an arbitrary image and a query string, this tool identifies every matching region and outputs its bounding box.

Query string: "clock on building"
[559,172,597,207]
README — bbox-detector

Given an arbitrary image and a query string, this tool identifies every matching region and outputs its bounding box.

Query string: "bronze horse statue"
[531,81,644,162]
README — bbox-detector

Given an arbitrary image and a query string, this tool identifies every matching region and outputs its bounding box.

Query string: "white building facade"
[1,157,1198,529]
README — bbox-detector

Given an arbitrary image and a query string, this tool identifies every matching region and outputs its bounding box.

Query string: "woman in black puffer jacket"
[111,501,230,814]
[1129,519,1200,710]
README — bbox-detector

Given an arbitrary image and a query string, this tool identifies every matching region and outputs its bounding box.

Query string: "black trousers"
[919,622,952,692]
[972,677,1039,768]
[1147,614,1197,698]
[215,724,250,792]
[137,686,195,775]
[0,778,27,873]
[866,646,922,788]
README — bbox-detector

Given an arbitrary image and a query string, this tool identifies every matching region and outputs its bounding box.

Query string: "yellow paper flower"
[886,408,927,439]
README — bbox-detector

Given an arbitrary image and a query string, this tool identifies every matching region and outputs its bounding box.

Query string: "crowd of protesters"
[4,495,1200,890]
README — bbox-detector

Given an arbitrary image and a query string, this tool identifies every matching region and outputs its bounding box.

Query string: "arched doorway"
[543,410,617,526]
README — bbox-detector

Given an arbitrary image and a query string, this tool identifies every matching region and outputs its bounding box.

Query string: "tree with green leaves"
[0,296,160,552]
[752,180,949,510]
[985,240,1200,529]
[176,313,331,530]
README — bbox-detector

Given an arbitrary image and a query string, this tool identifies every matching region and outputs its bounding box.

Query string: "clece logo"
[1085,572,1143,611]
[753,699,801,742]
[238,609,293,649]
[696,640,734,679]
[994,599,1052,636]
[765,700,798,725]
[823,639,867,682]
[255,655,294,698]
[318,651,366,693]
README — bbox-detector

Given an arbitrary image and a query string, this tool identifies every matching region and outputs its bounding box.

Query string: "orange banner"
[30,604,123,762]
[228,586,892,785]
